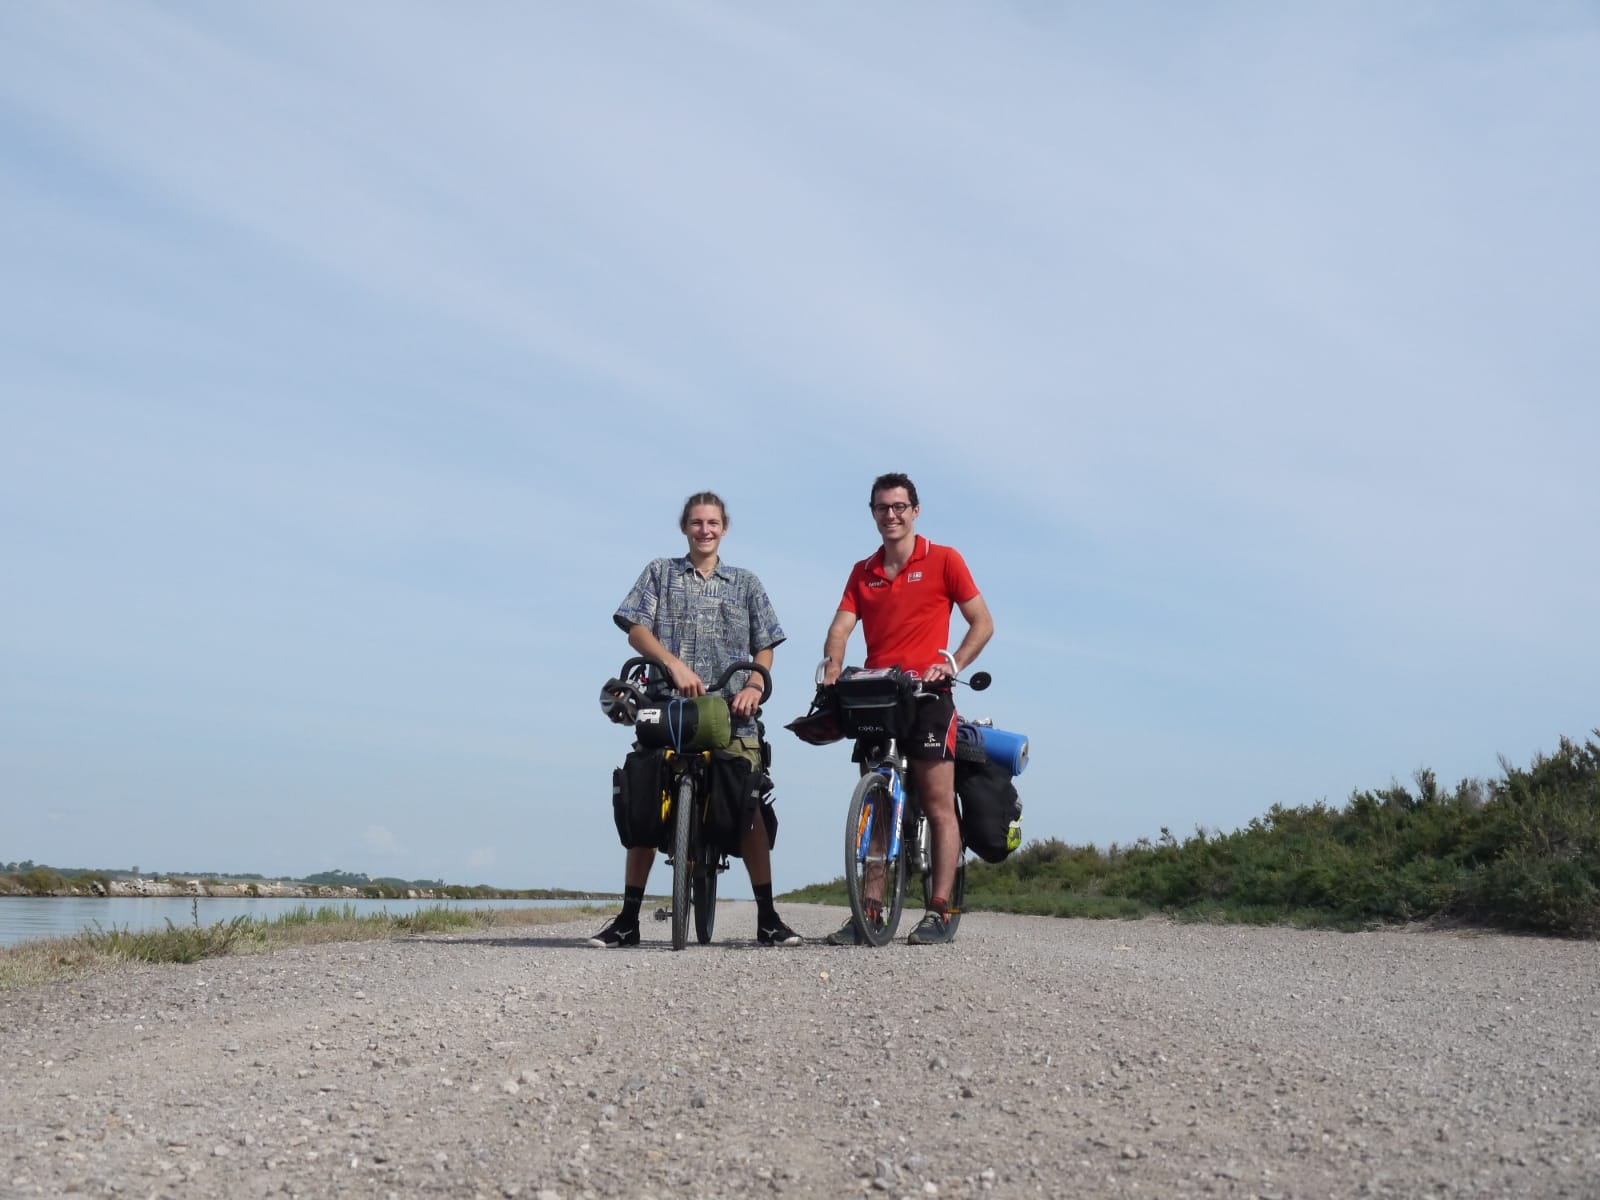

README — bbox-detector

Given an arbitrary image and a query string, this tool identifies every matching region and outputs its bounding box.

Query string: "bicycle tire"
[844,772,906,947]
[693,858,718,945]
[671,775,693,951]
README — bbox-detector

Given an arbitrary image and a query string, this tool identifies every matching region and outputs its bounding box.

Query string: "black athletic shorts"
[851,689,956,762]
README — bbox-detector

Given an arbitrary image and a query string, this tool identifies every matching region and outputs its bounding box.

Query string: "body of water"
[0,896,598,948]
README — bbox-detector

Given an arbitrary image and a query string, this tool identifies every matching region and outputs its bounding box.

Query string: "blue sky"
[3,4,1596,894]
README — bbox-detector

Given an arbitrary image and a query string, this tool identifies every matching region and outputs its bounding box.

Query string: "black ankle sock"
[619,885,645,926]
[753,882,777,922]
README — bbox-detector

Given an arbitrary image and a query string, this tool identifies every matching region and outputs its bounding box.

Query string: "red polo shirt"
[837,536,980,673]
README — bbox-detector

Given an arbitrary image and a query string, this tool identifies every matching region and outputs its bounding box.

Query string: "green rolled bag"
[633,694,732,752]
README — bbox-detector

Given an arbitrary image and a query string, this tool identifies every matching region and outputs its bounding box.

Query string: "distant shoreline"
[0,876,617,902]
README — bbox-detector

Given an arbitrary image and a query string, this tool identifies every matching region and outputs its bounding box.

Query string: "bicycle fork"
[855,767,908,867]
[662,750,714,866]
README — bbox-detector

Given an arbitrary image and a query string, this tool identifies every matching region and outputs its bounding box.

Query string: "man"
[821,472,993,945]
[589,491,803,948]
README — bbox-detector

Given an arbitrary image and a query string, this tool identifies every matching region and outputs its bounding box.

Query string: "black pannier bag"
[612,747,671,850]
[834,667,918,742]
[704,749,779,856]
[955,756,1024,863]
[756,770,779,850]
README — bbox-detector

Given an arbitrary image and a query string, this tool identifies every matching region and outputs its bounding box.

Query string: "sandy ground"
[2,904,1596,1199]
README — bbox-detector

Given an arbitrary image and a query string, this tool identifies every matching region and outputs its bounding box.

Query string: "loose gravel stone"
[1,904,1597,1198]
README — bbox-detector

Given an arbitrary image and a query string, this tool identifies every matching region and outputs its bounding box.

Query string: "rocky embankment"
[104,878,384,899]
[1,876,420,900]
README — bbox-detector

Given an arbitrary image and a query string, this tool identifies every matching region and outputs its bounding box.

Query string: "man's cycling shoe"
[824,920,864,946]
[586,917,641,948]
[907,911,955,945]
[756,918,803,947]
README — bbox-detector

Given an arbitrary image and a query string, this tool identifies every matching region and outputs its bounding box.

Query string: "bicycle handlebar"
[811,649,990,695]
[615,655,773,704]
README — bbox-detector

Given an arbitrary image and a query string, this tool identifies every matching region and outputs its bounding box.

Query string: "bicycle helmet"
[598,678,644,726]
[784,689,845,746]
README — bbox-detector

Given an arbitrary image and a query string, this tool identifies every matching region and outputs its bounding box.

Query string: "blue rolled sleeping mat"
[955,720,1029,776]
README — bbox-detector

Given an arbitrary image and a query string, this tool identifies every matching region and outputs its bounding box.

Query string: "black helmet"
[599,678,644,726]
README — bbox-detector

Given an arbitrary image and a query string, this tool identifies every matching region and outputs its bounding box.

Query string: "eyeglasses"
[870,502,912,517]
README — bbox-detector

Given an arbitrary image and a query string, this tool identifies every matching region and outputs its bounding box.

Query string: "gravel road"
[2,904,1596,1199]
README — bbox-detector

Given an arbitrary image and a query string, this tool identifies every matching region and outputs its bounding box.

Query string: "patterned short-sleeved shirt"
[613,557,786,736]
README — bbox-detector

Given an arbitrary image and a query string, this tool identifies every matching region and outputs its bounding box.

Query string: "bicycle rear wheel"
[844,772,906,947]
[671,776,693,951]
[693,858,718,944]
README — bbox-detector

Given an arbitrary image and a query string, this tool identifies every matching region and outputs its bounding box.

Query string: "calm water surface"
[0,896,597,948]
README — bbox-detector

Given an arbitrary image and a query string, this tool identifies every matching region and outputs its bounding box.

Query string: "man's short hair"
[870,472,919,508]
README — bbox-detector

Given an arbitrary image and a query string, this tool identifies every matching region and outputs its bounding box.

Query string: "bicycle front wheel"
[693,858,718,944]
[671,775,693,951]
[844,772,906,947]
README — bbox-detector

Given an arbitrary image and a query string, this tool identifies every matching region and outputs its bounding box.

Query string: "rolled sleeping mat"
[979,726,1029,776]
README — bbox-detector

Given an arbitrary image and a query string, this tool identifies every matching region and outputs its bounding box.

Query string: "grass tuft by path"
[0,903,607,992]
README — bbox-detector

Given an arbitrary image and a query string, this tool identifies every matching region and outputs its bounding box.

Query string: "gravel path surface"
[2,904,1596,1199]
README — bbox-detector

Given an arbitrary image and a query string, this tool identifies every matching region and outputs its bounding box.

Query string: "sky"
[3,3,1597,895]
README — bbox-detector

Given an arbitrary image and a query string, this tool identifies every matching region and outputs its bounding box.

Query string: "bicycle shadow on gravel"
[402,934,717,952]
[402,933,835,952]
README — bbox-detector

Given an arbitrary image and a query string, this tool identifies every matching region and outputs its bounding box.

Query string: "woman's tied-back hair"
[679,491,729,531]
[870,472,919,509]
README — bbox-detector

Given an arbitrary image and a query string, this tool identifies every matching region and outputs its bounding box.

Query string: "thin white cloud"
[363,826,405,858]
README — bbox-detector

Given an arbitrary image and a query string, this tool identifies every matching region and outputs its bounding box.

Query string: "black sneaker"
[907,910,954,945]
[586,917,640,948]
[824,919,863,946]
[756,917,802,947]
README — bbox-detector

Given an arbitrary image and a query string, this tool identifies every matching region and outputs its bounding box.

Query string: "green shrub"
[16,869,66,895]
[940,731,1600,937]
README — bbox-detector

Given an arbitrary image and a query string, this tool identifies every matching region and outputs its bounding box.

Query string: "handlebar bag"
[955,757,1024,863]
[834,667,918,742]
[634,695,732,752]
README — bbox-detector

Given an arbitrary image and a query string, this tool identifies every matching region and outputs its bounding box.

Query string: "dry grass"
[0,904,609,992]
[0,936,114,990]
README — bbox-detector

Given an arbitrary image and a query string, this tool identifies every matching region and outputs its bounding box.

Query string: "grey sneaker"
[907,910,954,945]
[824,919,864,945]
